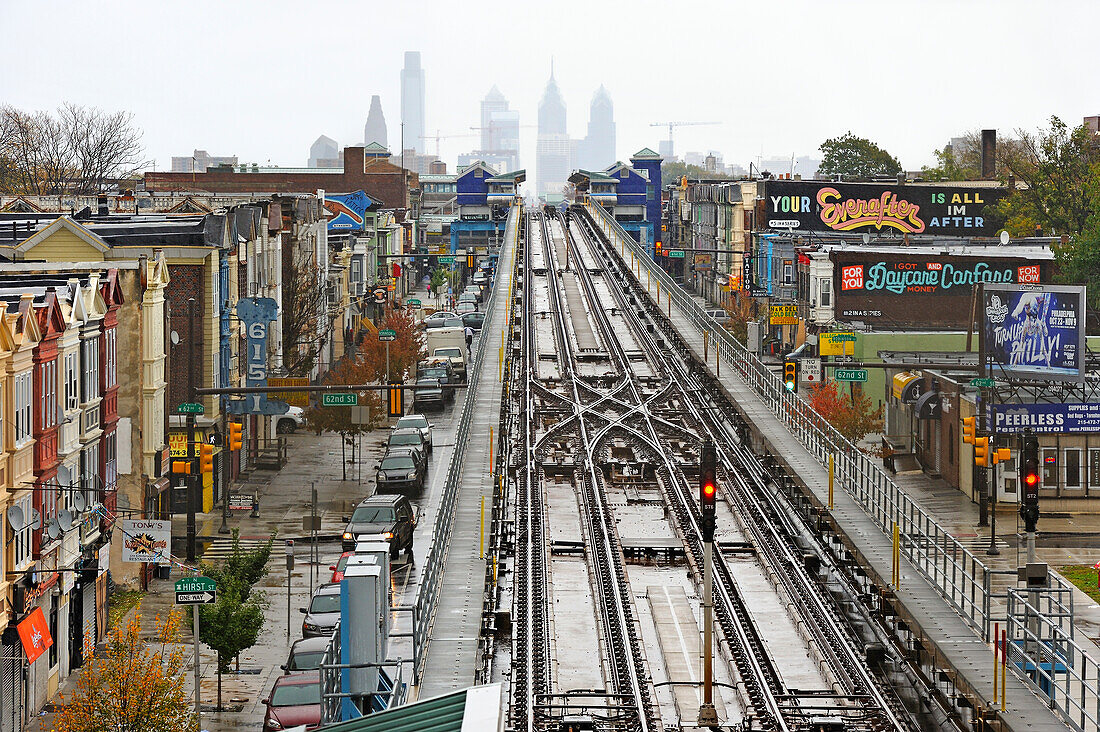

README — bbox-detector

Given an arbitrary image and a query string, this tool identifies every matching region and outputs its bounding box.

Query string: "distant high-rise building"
[364,95,388,148]
[537,64,570,197]
[309,135,341,168]
[474,86,521,171]
[480,86,509,151]
[658,139,675,160]
[576,85,615,170]
[171,149,237,173]
[400,51,426,154]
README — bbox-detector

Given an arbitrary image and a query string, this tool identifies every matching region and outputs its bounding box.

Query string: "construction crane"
[649,121,720,157]
[420,130,479,158]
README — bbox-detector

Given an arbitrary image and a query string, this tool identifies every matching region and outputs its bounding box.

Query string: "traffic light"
[466,249,475,269]
[991,447,1012,465]
[962,416,976,445]
[1020,431,1040,532]
[783,360,798,392]
[171,460,191,475]
[389,381,404,418]
[974,436,989,467]
[699,440,717,541]
[199,442,214,474]
[227,421,243,451]
[655,240,663,257]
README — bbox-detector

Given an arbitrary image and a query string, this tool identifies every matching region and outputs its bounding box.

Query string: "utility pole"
[186,298,198,562]
[976,283,989,527]
[698,440,719,727]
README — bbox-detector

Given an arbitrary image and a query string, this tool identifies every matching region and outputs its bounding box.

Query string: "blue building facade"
[450,162,523,252]
[570,149,662,256]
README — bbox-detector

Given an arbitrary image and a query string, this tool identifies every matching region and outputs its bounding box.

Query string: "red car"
[262,671,321,730]
[329,552,353,583]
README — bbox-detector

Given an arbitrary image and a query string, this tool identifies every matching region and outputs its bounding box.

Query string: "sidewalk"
[30,429,389,732]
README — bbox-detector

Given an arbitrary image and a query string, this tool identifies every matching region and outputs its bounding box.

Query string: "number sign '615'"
[247,321,268,381]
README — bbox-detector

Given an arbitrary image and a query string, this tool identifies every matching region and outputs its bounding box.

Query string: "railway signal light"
[700,440,717,541]
[783,359,798,393]
[199,442,214,474]
[1020,431,1040,532]
[962,416,976,445]
[974,436,989,467]
[227,421,243,451]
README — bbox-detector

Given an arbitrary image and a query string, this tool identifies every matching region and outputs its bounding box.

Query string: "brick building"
[144,145,418,210]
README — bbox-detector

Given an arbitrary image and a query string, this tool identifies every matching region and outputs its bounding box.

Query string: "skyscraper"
[536,64,569,197]
[308,135,340,168]
[577,85,616,170]
[364,95,388,148]
[400,51,426,154]
[480,86,508,152]
[475,86,521,171]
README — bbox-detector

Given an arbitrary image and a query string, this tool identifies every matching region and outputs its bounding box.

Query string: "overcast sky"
[3,0,1097,181]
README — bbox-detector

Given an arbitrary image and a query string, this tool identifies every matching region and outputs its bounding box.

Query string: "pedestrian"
[465,325,474,353]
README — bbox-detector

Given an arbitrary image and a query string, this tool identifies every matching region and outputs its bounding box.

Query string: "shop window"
[1004,456,1018,493]
[1042,448,1058,488]
[1065,449,1082,489]
[1090,449,1100,490]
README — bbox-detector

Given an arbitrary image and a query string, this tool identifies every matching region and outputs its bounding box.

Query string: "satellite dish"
[29,509,41,531]
[6,506,25,532]
[862,232,871,244]
[57,464,71,485]
[46,519,61,542]
[171,330,180,345]
[71,492,88,512]
[999,230,1010,245]
[58,509,74,532]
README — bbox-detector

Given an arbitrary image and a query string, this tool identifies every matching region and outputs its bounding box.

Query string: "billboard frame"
[983,283,1086,383]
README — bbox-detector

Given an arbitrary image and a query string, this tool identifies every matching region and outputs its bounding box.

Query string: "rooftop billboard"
[764,180,1006,237]
[983,284,1085,382]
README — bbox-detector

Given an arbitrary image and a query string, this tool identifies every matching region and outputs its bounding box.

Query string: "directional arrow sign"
[176,591,216,605]
[378,329,397,342]
[407,299,422,308]
[829,334,858,343]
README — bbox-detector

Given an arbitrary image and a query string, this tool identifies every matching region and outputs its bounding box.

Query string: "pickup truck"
[425,327,467,381]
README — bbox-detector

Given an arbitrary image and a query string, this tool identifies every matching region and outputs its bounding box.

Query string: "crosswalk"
[199,536,269,562]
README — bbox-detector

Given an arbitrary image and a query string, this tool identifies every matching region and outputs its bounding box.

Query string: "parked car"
[328,551,353,583]
[423,311,458,329]
[262,671,321,730]
[461,312,485,331]
[394,415,433,452]
[375,449,426,492]
[705,308,729,323]
[274,405,305,435]
[413,377,446,411]
[341,494,415,556]
[455,301,477,315]
[300,583,341,638]
[282,636,330,673]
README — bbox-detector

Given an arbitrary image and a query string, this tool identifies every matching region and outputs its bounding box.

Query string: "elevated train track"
[505,207,951,731]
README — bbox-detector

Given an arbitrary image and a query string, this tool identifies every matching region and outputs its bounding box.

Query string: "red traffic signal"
[700,441,717,541]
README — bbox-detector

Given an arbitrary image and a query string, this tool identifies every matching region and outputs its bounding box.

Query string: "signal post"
[698,440,718,726]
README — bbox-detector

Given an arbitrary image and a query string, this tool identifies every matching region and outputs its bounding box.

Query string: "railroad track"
[507,208,939,731]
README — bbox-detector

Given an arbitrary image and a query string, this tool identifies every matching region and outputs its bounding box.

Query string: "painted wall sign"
[228,298,290,415]
[984,284,1085,382]
[833,253,1050,327]
[764,180,1006,236]
[990,403,1100,433]
[323,190,375,231]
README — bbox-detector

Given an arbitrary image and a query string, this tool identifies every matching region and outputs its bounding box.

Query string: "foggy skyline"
[3,0,1097,179]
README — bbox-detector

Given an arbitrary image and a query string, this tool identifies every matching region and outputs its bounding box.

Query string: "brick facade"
[145,146,417,210]
[166,265,205,408]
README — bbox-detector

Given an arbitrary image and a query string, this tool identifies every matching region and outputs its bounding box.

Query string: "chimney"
[981,129,996,179]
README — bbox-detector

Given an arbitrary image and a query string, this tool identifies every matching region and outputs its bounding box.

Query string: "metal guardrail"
[411,204,521,683]
[319,623,407,725]
[1006,587,1096,731]
[585,202,1010,640]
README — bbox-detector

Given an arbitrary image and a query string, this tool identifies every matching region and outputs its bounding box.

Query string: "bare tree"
[0,103,149,195]
[281,245,329,376]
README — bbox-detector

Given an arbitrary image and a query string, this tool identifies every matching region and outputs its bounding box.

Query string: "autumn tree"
[281,244,328,376]
[720,294,756,344]
[808,380,883,446]
[818,132,902,181]
[921,131,984,181]
[53,609,197,732]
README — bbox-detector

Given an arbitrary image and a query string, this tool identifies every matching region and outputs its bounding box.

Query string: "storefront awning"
[914,390,941,420]
[892,371,921,403]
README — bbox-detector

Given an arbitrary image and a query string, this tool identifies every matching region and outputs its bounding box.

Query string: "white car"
[275,406,305,434]
[393,414,433,453]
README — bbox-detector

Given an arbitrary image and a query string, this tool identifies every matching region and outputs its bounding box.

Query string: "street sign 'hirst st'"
[175,576,217,604]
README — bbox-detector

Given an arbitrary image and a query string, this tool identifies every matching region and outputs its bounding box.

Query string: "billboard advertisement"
[122,519,172,564]
[323,190,375,231]
[764,180,1006,236]
[833,253,1050,327]
[990,403,1100,434]
[984,284,1085,382]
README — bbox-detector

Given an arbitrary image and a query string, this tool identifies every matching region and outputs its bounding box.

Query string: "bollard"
[993,621,1000,705]
[703,329,708,362]
[828,454,835,511]
[1000,628,1007,711]
[479,496,485,559]
[489,427,494,477]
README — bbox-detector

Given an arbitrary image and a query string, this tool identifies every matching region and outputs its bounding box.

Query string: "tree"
[818,132,902,180]
[0,103,148,195]
[198,589,264,711]
[808,380,882,446]
[53,609,197,732]
[660,160,727,186]
[921,132,983,181]
[281,244,328,376]
[198,529,273,601]
[720,293,756,344]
